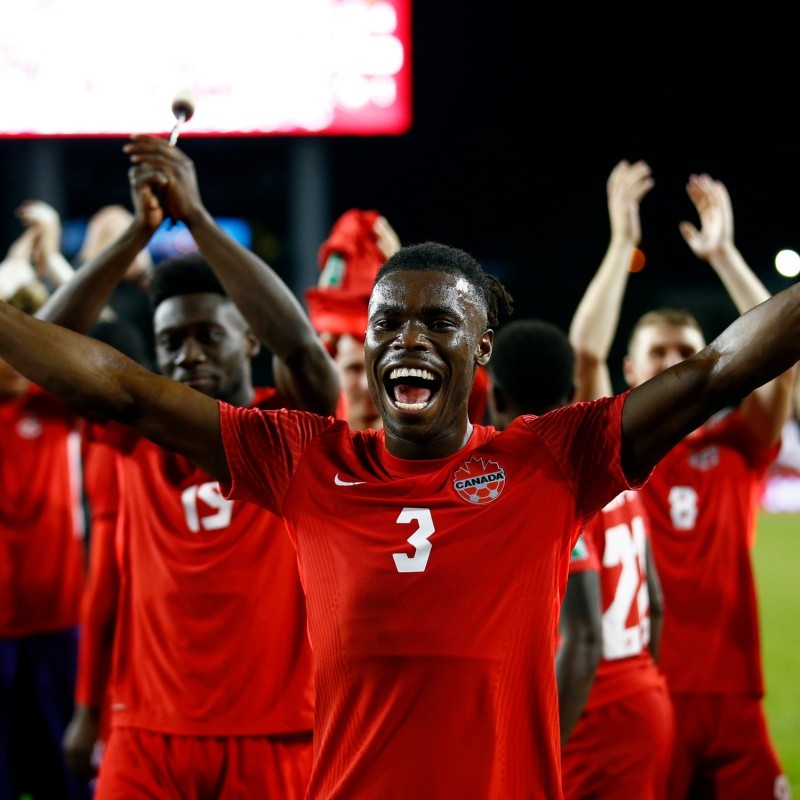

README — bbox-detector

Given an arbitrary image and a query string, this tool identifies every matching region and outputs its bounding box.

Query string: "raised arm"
[0,212,46,302]
[124,135,340,415]
[569,160,654,401]
[678,173,794,445]
[36,178,163,331]
[621,281,800,481]
[0,300,227,481]
[14,199,75,290]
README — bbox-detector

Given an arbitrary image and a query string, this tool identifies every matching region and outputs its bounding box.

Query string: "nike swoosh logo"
[334,473,366,486]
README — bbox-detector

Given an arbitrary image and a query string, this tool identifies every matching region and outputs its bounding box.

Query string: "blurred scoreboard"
[0,0,411,138]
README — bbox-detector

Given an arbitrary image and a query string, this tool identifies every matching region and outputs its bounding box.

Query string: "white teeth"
[389,367,435,381]
[396,401,429,410]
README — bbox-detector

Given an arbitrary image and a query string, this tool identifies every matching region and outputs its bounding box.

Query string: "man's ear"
[621,355,635,388]
[245,330,261,359]
[568,379,578,404]
[476,329,493,367]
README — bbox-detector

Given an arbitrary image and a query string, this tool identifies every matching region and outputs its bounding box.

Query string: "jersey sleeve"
[529,392,644,519]
[218,402,336,514]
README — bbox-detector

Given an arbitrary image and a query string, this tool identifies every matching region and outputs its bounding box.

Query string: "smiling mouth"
[386,367,439,411]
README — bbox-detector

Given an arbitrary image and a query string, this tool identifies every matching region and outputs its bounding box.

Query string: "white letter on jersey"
[393,507,435,573]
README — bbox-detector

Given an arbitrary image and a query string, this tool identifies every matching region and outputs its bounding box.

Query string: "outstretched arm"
[0,301,227,480]
[679,173,794,445]
[124,135,340,415]
[621,281,800,482]
[569,160,654,401]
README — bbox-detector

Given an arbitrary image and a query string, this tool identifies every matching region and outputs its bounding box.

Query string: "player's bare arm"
[36,169,162,333]
[569,159,654,402]
[621,282,800,481]
[680,173,794,445]
[125,135,340,416]
[0,301,229,482]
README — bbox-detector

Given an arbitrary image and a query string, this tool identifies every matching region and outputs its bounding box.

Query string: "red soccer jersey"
[568,490,666,710]
[82,387,314,737]
[640,408,777,695]
[0,384,86,636]
[220,393,637,800]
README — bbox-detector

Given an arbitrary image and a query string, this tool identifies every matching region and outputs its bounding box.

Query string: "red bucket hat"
[305,209,388,338]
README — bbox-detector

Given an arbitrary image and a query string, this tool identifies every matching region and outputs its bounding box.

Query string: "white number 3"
[393,507,435,573]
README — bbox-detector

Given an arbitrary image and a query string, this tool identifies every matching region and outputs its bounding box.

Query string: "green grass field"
[755,511,800,793]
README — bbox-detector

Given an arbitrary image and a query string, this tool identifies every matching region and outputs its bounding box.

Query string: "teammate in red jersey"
[0,210,93,800]
[49,137,339,799]
[1,140,800,798]
[0,363,91,800]
[570,159,793,800]
[560,495,673,800]
[487,316,674,800]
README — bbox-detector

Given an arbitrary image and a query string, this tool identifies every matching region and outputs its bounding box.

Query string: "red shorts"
[561,684,675,800]
[668,693,790,800]
[94,726,313,800]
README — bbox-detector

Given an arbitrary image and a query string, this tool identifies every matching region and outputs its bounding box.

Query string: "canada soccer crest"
[453,457,506,505]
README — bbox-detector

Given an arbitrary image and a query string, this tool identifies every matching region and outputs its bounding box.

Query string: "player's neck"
[384,421,474,461]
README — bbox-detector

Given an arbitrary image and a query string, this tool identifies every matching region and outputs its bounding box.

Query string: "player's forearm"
[187,213,315,354]
[569,237,633,363]
[707,242,771,314]
[37,221,152,332]
[648,615,663,663]
[556,639,601,745]
[0,301,228,477]
[622,281,800,479]
[41,252,75,287]
[188,213,341,414]
[75,625,114,709]
[0,300,172,426]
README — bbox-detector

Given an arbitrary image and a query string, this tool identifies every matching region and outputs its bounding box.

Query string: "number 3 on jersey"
[393,507,435,573]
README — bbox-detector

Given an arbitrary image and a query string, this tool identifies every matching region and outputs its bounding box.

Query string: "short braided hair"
[374,242,514,328]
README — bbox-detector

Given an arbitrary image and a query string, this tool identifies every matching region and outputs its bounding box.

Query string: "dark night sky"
[1,8,798,391]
